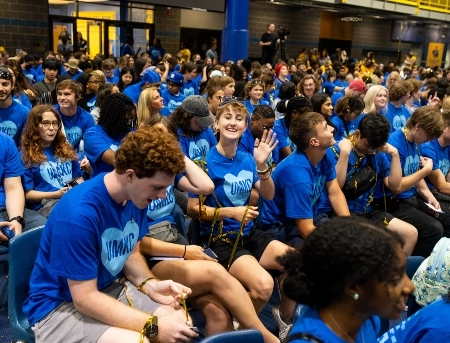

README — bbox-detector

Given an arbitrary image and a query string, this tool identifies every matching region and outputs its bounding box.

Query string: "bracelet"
[256,166,271,174]
[182,245,187,258]
[212,207,220,225]
[259,170,272,180]
[200,204,208,221]
[140,315,155,343]
[137,277,159,292]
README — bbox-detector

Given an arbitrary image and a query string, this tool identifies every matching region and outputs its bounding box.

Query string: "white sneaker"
[272,305,292,342]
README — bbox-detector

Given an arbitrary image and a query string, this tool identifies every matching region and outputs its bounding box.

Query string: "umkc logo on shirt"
[101,221,139,276]
[0,120,17,137]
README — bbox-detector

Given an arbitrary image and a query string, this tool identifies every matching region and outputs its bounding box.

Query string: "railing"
[389,0,450,13]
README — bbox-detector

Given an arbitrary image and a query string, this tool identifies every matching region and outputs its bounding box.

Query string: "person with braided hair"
[84,93,137,178]
[280,216,415,343]
[273,95,313,161]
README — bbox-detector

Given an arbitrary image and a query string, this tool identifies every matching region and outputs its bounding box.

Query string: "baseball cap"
[140,68,161,85]
[349,79,366,93]
[181,95,215,128]
[167,71,184,85]
[64,58,79,69]
[210,70,223,78]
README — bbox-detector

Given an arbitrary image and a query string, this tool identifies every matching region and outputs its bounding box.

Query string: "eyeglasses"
[88,80,101,85]
[219,96,244,107]
[39,120,60,129]
[257,120,273,131]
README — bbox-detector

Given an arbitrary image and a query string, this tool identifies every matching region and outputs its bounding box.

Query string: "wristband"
[137,276,159,292]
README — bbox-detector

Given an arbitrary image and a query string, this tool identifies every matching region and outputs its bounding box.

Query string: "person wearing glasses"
[331,96,365,141]
[20,105,84,217]
[78,70,106,113]
[273,96,313,161]
[238,105,279,166]
[243,79,269,116]
[187,98,296,342]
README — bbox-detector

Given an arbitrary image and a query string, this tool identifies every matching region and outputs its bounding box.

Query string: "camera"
[1,226,15,240]
[278,25,290,40]
[65,178,79,188]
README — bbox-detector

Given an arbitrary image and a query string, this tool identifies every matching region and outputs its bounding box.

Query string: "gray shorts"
[32,279,161,343]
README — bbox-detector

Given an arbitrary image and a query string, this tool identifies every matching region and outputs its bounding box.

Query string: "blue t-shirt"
[146,174,183,226]
[331,116,359,142]
[23,67,38,83]
[289,306,380,343]
[192,147,259,238]
[322,81,336,96]
[23,174,148,326]
[13,92,32,110]
[0,100,29,148]
[377,129,419,199]
[386,102,411,133]
[84,125,124,178]
[334,79,349,88]
[318,143,390,214]
[420,138,450,191]
[161,90,186,114]
[331,90,345,108]
[261,149,336,226]
[243,99,269,116]
[54,105,95,153]
[123,83,141,105]
[238,126,279,165]
[106,75,119,84]
[22,147,83,210]
[378,299,450,343]
[178,128,217,162]
[181,79,199,97]
[0,133,23,207]
[273,117,296,160]
[148,46,165,64]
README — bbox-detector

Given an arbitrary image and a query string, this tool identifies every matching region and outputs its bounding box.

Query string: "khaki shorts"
[32,279,161,343]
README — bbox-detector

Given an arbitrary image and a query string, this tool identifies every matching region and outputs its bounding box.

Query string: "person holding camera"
[259,23,278,66]
[20,104,84,217]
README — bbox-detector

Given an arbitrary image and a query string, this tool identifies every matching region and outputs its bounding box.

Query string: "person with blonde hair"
[363,85,389,114]
[137,87,168,126]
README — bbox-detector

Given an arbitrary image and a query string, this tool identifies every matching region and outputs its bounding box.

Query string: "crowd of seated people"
[1,37,450,343]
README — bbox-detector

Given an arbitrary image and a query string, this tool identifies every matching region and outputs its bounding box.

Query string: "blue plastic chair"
[200,329,264,342]
[8,225,44,343]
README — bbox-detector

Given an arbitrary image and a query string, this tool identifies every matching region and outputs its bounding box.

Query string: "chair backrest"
[8,225,44,343]
[200,329,264,343]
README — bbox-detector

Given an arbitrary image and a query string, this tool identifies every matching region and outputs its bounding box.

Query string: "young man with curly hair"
[387,80,412,132]
[24,127,199,343]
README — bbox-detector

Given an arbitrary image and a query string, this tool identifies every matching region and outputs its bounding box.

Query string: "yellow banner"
[426,42,444,67]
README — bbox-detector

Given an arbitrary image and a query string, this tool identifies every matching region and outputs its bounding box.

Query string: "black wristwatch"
[144,316,158,339]
[9,216,25,227]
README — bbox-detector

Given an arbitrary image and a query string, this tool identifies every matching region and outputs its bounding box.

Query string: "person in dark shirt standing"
[259,23,278,66]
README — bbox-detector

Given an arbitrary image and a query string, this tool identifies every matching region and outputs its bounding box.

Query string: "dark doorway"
[318,38,352,59]
[180,28,222,61]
